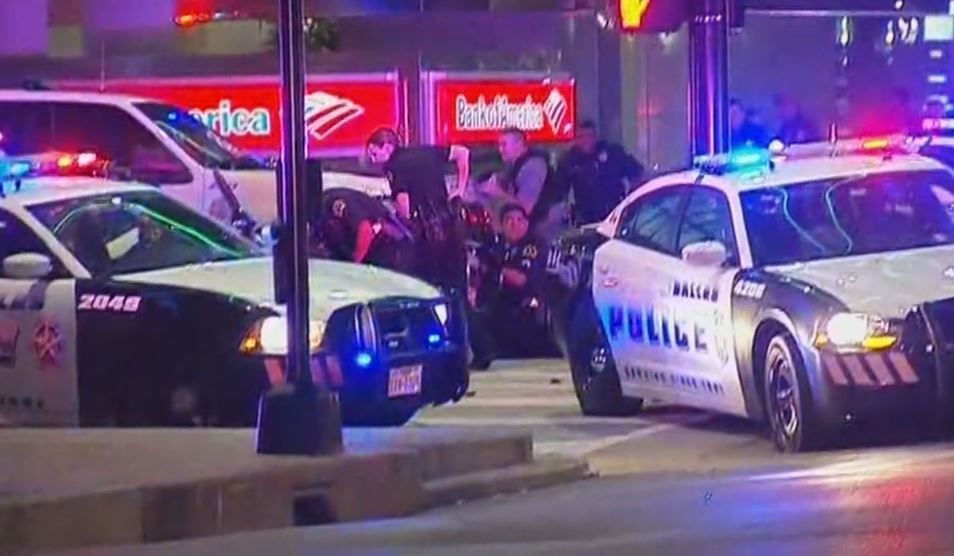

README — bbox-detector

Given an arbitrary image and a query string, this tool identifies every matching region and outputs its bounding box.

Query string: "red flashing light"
[56,155,74,169]
[174,10,244,27]
[175,13,198,27]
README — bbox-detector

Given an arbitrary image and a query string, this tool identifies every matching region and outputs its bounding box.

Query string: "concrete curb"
[0,431,573,555]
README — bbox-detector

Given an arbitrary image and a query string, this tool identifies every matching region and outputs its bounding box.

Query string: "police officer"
[480,128,567,243]
[365,128,470,293]
[557,120,644,225]
[487,203,553,358]
[318,187,415,274]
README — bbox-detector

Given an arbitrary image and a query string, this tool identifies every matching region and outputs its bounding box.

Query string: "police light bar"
[779,136,915,160]
[694,147,774,176]
[0,151,109,181]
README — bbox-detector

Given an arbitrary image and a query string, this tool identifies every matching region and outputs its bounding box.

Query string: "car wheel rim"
[580,338,608,394]
[771,357,799,440]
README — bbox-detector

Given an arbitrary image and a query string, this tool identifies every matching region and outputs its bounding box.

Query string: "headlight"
[433,302,449,326]
[813,312,898,351]
[240,316,326,356]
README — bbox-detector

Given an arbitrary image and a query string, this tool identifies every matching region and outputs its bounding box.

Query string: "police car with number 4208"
[549,137,954,452]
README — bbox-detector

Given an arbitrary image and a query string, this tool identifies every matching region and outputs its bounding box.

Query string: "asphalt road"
[70,359,954,555]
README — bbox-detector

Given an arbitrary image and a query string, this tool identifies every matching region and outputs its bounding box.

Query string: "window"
[0,102,53,155]
[617,187,687,255]
[741,170,954,266]
[29,190,260,278]
[135,102,265,171]
[49,103,191,184]
[677,188,739,266]
[0,209,62,278]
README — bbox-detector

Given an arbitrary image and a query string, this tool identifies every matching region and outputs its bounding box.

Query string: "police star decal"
[33,320,63,367]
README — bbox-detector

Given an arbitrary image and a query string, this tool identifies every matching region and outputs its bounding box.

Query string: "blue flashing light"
[696,147,773,176]
[427,333,442,346]
[354,352,373,368]
[728,148,770,169]
[9,161,31,177]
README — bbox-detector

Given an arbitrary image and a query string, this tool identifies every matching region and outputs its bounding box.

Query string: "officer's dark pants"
[415,214,467,294]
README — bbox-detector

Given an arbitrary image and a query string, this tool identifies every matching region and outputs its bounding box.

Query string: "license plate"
[387,365,423,398]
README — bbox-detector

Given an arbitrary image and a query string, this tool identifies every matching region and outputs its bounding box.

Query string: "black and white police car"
[551,137,954,452]
[0,162,467,428]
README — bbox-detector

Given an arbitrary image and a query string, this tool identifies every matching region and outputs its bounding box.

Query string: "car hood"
[768,245,954,318]
[219,169,392,224]
[115,257,440,320]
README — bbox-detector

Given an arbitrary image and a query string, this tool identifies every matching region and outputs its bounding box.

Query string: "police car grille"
[372,302,440,355]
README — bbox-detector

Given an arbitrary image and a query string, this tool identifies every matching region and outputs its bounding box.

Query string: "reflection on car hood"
[115,257,440,319]
[219,169,392,224]
[769,245,954,317]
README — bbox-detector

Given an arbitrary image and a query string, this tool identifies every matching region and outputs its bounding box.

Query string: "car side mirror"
[681,241,728,268]
[3,253,53,279]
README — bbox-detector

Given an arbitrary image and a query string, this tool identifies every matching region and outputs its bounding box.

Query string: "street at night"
[56,359,954,555]
[8,0,954,554]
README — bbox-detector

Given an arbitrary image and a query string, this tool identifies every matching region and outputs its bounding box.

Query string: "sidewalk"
[0,427,587,555]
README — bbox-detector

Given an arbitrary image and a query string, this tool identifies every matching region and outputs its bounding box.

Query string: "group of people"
[729,94,823,149]
[315,122,644,367]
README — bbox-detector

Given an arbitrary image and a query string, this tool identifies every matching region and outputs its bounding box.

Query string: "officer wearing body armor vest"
[477,128,568,243]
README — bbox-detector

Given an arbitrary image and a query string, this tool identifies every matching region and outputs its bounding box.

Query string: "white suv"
[0,89,389,226]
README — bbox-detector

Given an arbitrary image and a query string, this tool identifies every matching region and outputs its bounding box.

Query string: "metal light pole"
[257,0,342,456]
[689,0,730,157]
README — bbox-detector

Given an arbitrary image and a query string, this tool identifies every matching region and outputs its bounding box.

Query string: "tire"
[567,296,643,417]
[763,334,828,453]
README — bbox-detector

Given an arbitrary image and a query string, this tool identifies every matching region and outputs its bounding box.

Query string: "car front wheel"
[764,334,827,452]
[567,297,643,417]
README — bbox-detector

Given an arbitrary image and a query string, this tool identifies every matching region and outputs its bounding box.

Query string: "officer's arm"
[515,158,547,213]
[395,192,411,220]
[448,145,470,199]
[353,220,376,263]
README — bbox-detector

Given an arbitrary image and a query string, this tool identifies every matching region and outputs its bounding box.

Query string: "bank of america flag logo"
[304,91,365,140]
[543,89,569,135]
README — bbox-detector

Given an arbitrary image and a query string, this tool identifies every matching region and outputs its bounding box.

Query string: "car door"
[592,186,689,404]
[663,186,747,416]
[0,208,79,426]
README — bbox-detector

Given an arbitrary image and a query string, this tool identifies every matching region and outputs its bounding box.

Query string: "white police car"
[0,167,467,428]
[551,138,954,452]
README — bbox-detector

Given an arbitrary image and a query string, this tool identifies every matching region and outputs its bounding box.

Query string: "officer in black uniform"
[485,203,553,358]
[365,127,470,293]
[318,187,415,274]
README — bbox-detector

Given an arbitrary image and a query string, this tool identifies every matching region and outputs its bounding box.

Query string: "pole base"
[255,384,343,456]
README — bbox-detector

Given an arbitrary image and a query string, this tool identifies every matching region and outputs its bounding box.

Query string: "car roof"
[0,89,151,106]
[0,177,154,208]
[717,153,948,192]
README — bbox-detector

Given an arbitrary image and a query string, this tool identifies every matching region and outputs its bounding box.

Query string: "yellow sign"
[619,0,652,30]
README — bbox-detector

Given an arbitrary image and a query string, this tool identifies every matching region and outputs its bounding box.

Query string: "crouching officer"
[318,187,416,274]
[485,203,555,358]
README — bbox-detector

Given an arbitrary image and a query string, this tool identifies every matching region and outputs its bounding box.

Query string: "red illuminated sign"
[57,75,404,156]
[430,77,576,144]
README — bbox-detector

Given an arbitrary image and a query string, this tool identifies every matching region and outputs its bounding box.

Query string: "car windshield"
[28,190,262,277]
[741,170,954,267]
[134,102,267,171]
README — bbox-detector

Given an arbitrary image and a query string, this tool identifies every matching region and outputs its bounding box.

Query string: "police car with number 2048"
[0,155,468,428]
[548,137,954,452]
